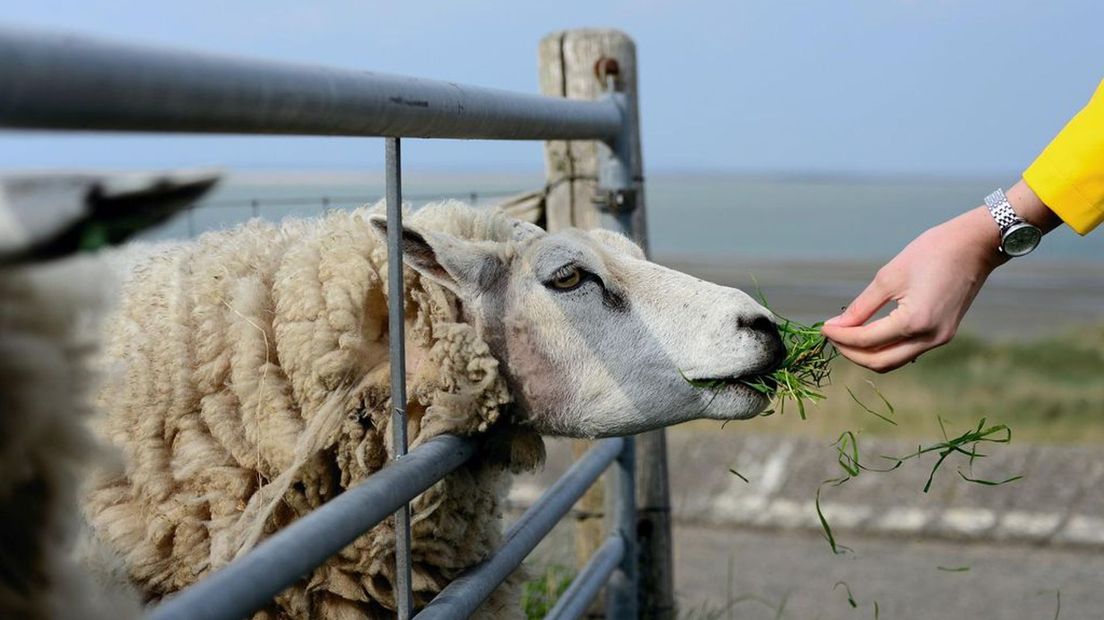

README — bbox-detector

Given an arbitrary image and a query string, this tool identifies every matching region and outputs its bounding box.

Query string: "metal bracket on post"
[594,90,638,231]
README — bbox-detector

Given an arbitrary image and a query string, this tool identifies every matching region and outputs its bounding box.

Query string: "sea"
[146,171,1104,265]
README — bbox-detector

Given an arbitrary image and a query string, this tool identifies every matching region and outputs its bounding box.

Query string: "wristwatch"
[984,188,1042,257]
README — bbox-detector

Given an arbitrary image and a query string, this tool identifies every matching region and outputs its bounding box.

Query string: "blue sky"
[1,0,1101,175]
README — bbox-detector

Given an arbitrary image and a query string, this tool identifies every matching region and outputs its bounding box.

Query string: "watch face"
[1003,224,1042,257]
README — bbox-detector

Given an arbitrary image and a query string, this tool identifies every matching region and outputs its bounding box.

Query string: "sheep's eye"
[549,266,583,290]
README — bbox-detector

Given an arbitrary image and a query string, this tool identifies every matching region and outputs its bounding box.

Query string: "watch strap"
[984,188,1021,231]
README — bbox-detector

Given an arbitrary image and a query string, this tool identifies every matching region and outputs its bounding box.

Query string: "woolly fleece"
[84,202,545,618]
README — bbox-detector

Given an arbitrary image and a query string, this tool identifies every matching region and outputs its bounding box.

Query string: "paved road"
[518,437,1104,619]
[672,524,1100,620]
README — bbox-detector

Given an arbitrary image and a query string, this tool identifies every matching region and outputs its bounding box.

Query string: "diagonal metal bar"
[414,437,624,619]
[146,434,478,620]
[545,535,626,620]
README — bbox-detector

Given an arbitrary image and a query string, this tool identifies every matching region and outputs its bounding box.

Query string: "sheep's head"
[370,214,784,438]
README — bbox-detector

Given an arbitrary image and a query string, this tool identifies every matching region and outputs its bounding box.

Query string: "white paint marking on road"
[818,501,873,529]
[873,507,930,532]
[1057,515,1104,545]
[997,511,1062,539]
[712,494,768,522]
[940,507,997,535]
[756,442,794,497]
[712,441,794,522]
[756,499,817,529]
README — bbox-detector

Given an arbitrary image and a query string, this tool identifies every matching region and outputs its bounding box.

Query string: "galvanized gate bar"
[385,136,414,619]
[0,27,622,140]
[414,437,625,619]
[146,434,479,620]
[545,536,626,620]
[2,24,649,620]
[606,435,638,617]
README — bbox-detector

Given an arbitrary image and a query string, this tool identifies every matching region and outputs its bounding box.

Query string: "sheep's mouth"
[684,372,778,398]
[737,373,777,396]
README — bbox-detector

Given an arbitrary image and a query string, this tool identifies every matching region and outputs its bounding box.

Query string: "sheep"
[0,257,142,620]
[84,200,784,618]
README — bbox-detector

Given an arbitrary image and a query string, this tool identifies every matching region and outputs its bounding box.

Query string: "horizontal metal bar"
[147,434,479,620]
[0,27,622,140]
[545,536,626,620]
[415,437,624,620]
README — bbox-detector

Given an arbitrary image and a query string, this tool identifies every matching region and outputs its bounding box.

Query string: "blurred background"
[3,1,1103,618]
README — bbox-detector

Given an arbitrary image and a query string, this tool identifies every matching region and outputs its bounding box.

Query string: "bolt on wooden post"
[539,28,674,620]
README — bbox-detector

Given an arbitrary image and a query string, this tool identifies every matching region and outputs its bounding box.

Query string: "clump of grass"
[521,564,573,619]
[677,295,838,420]
[814,414,1023,554]
[742,313,838,419]
[831,415,1022,494]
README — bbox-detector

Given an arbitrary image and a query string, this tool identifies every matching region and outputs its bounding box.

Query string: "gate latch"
[593,188,637,214]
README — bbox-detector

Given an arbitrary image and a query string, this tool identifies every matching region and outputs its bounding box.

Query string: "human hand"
[821,206,1006,373]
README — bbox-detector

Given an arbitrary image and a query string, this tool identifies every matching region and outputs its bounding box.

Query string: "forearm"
[1006,178,1063,233]
[952,179,1062,272]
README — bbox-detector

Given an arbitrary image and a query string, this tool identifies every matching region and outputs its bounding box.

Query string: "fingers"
[822,312,910,350]
[832,338,938,374]
[824,277,892,328]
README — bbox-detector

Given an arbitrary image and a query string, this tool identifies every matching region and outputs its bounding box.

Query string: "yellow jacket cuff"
[1022,79,1104,236]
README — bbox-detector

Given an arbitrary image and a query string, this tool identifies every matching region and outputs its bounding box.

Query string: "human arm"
[822,77,1104,373]
[820,180,1059,373]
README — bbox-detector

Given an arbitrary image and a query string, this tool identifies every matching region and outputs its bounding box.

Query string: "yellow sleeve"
[1023,79,1104,235]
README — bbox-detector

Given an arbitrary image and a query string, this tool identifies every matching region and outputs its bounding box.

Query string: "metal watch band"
[984,188,1020,231]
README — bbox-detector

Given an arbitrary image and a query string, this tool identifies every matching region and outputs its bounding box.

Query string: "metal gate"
[0,25,655,620]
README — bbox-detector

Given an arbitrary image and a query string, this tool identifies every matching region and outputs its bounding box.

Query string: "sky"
[1,0,1101,176]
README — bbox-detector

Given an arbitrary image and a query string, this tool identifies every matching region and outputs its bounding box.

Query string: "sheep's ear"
[369,215,500,295]
[510,220,546,243]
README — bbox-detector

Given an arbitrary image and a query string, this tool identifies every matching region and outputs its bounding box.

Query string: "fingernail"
[824,315,841,326]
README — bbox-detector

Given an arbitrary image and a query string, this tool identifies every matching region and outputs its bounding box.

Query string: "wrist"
[959,206,1010,271]
[1006,179,1061,233]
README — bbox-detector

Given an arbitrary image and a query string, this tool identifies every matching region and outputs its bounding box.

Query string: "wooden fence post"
[538,28,674,620]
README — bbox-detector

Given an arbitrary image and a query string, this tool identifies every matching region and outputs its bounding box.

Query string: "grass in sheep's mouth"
[678,307,838,420]
[743,314,837,419]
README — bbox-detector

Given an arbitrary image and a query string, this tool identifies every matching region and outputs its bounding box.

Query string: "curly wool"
[84,202,544,618]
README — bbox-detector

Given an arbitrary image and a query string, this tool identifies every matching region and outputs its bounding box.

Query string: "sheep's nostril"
[743,315,785,372]
[747,315,777,335]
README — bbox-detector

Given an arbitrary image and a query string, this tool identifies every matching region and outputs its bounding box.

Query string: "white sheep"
[0,257,142,620]
[84,201,784,618]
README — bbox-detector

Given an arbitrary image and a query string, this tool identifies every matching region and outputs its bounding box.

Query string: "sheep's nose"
[742,315,786,373]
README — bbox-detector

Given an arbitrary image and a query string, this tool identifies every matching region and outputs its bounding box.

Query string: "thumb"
[825,278,891,329]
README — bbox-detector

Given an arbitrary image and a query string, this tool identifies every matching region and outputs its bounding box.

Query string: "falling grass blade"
[957,470,1023,486]
[845,386,898,426]
[815,484,851,555]
[729,468,750,483]
[864,379,895,415]
[834,431,862,478]
[937,565,971,572]
[833,581,858,608]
